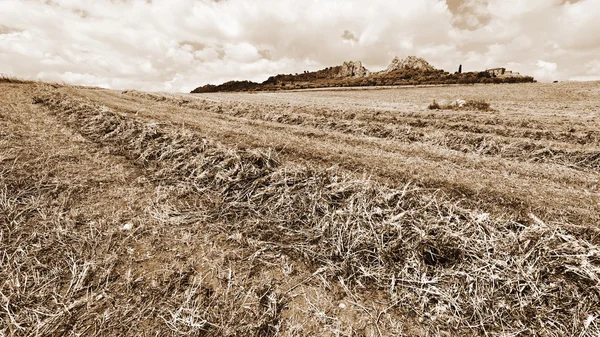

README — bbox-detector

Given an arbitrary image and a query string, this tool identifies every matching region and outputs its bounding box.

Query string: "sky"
[1,0,599,92]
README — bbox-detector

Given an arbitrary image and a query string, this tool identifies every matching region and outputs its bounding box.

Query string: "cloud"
[570,59,600,81]
[585,59,600,74]
[534,60,559,82]
[447,0,491,30]
[0,0,598,92]
[342,30,358,42]
[224,42,261,62]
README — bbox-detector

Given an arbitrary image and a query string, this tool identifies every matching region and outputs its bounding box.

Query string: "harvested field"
[97,83,600,225]
[2,81,600,336]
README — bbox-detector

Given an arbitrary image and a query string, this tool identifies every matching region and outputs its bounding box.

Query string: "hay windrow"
[35,90,600,335]
[121,90,600,170]
[0,96,288,336]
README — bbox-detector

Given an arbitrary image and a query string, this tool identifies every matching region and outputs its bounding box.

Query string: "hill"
[191,56,535,93]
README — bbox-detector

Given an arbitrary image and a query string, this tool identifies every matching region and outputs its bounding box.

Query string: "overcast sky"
[1,0,599,92]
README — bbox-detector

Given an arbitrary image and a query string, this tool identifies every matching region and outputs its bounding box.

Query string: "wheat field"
[2,79,599,336]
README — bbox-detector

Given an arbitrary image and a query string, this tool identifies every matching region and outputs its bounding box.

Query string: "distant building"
[486,68,506,77]
[486,68,522,78]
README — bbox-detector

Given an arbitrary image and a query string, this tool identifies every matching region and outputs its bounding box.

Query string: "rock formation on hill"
[337,61,370,78]
[191,55,535,93]
[380,56,435,74]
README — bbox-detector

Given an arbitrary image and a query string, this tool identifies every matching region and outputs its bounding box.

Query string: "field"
[1,80,599,336]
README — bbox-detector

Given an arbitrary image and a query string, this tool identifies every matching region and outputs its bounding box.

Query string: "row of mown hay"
[1,96,286,336]
[40,90,600,335]
[121,90,600,170]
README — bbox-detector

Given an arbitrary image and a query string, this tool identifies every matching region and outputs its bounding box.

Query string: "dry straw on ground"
[4,88,596,335]
[121,90,600,171]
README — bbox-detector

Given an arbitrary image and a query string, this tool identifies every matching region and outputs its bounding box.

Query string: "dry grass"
[1,85,294,336]
[9,89,597,335]
[118,90,599,171]
[103,87,600,227]
[0,162,288,336]
[428,99,492,111]
[427,99,441,110]
[0,74,35,84]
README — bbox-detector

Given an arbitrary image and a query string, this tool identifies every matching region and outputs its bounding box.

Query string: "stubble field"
[2,79,599,336]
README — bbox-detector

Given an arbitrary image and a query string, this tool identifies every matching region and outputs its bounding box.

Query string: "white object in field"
[121,222,134,231]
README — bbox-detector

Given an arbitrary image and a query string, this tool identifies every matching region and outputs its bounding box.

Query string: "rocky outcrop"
[337,61,370,78]
[380,56,435,74]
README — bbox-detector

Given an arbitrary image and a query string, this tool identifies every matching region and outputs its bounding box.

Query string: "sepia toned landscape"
[3,0,600,336]
[2,76,599,336]
[190,56,534,92]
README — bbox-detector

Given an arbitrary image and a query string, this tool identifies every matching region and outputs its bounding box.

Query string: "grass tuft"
[463,99,491,111]
[428,99,441,110]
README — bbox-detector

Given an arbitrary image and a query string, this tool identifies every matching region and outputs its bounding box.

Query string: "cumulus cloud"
[0,0,598,92]
[534,60,559,82]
